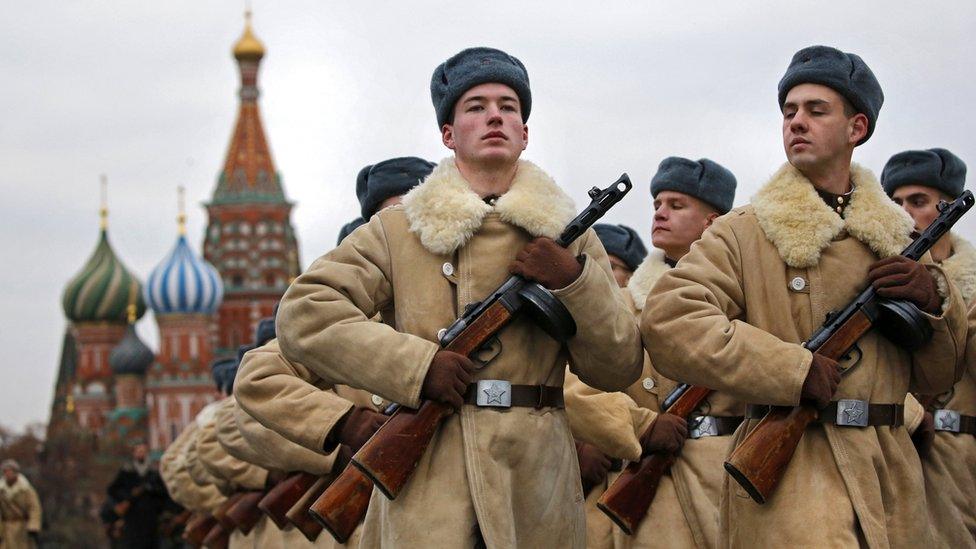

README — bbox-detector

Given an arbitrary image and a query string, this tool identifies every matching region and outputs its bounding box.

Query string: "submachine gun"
[307,174,633,542]
[724,190,973,504]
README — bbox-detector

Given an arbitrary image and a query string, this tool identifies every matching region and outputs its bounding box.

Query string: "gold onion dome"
[233,12,265,61]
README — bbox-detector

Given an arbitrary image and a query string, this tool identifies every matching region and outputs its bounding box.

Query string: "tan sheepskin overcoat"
[160,401,226,513]
[0,473,41,549]
[643,163,968,548]
[566,249,747,549]
[922,233,976,547]
[274,158,643,548]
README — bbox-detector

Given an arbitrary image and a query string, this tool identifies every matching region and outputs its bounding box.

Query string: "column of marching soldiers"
[149,44,975,549]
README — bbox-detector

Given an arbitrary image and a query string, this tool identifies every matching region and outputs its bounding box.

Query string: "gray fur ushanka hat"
[881,148,967,198]
[356,157,435,220]
[431,47,531,127]
[650,157,737,214]
[778,45,883,145]
[593,224,648,271]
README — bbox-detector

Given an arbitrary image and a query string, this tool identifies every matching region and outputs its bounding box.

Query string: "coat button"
[371,394,384,407]
[789,276,807,291]
[641,377,655,391]
[442,263,455,276]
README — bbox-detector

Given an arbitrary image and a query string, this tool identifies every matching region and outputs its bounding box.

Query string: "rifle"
[724,190,974,504]
[211,493,242,533]
[225,490,265,535]
[201,522,229,549]
[160,509,191,538]
[308,462,374,543]
[182,512,217,547]
[286,476,331,541]
[350,175,633,500]
[597,383,712,534]
[258,471,319,529]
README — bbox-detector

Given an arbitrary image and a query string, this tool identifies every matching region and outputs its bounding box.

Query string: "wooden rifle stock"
[597,384,712,534]
[182,512,216,547]
[309,463,375,543]
[225,490,265,535]
[161,509,191,538]
[351,175,634,500]
[724,187,974,505]
[258,471,318,529]
[286,475,330,541]
[201,522,229,549]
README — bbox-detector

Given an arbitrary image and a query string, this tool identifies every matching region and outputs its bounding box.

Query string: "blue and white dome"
[145,235,223,315]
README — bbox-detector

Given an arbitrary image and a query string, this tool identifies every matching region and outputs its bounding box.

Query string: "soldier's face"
[606,254,633,288]
[133,444,148,462]
[891,185,949,233]
[652,191,718,259]
[782,84,867,171]
[2,468,15,484]
[442,83,528,168]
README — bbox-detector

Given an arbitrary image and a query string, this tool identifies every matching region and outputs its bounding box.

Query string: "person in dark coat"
[105,443,169,549]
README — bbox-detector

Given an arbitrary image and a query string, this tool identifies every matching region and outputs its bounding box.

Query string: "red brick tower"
[203,11,300,358]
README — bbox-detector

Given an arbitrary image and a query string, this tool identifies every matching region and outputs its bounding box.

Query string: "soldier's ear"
[442,124,456,150]
[704,211,719,229]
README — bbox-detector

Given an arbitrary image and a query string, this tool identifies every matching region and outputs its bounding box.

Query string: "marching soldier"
[0,460,41,549]
[882,148,976,546]
[643,45,968,546]
[273,47,642,547]
[566,159,739,549]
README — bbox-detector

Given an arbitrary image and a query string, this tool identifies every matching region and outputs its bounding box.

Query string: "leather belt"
[933,409,976,435]
[688,415,744,438]
[463,381,564,409]
[746,400,904,427]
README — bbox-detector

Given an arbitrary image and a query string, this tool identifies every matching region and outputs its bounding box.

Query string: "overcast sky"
[1,1,974,431]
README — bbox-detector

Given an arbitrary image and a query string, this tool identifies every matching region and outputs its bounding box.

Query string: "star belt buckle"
[933,409,961,433]
[476,380,511,408]
[689,415,719,439]
[836,399,869,427]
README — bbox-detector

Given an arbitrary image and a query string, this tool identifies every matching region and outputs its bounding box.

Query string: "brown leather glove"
[575,440,612,494]
[868,256,941,314]
[421,350,476,410]
[801,353,841,409]
[639,413,689,455]
[509,237,584,290]
[332,407,388,452]
[911,411,936,458]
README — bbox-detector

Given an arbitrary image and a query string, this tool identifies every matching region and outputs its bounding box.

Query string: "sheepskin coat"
[275,158,643,548]
[566,249,746,549]
[159,402,226,514]
[643,162,968,548]
[0,474,41,549]
[922,233,976,547]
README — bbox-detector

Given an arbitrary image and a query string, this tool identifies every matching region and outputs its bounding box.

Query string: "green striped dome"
[62,230,146,323]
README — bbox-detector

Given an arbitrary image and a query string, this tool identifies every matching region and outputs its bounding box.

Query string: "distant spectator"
[0,459,41,549]
[106,443,168,549]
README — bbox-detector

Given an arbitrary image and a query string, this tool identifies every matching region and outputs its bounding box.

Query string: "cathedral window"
[240,223,251,236]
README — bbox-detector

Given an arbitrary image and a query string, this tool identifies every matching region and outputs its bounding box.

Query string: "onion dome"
[144,235,223,316]
[109,305,154,376]
[62,196,146,323]
[233,11,265,61]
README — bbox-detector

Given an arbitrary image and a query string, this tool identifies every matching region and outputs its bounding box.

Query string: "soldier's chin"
[786,151,820,173]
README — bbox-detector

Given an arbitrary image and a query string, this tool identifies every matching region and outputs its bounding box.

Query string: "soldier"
[567,159,738,549]
[273,47,642,547]
[593,224,647,288]
[106,442,170,549]
[0,460,41,549]
[881,148,976,545]
[643,45,968,546]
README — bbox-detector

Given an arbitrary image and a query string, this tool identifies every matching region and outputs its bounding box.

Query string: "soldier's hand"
[335,407,389,452]
[509,237,583,290]
[575,441,612,494]
[421,351,476,410]
[911,411,936,458]
[801,353,841,409]
[868,256,941,314]
[640,413,689,455]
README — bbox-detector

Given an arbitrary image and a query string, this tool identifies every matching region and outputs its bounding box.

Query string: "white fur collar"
[627,250,671,311]
[402,158,576,255]
[943,233,976,304]
[0,474,30,496]
[751,163,914,268]
[194,399,223,427]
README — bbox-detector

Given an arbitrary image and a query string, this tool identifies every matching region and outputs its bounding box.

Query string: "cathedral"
[49,13,299,457]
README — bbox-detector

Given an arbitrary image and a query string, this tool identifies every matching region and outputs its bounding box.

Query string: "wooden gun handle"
[258,471,318,529]
[211,494,241,533]
[723,404,818,504]
[182,512,217,547]
[286,475,330,541]
[309,463,374,543]
[597,454,675,535]
[201,522,229,549]
[225,490,265,535]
